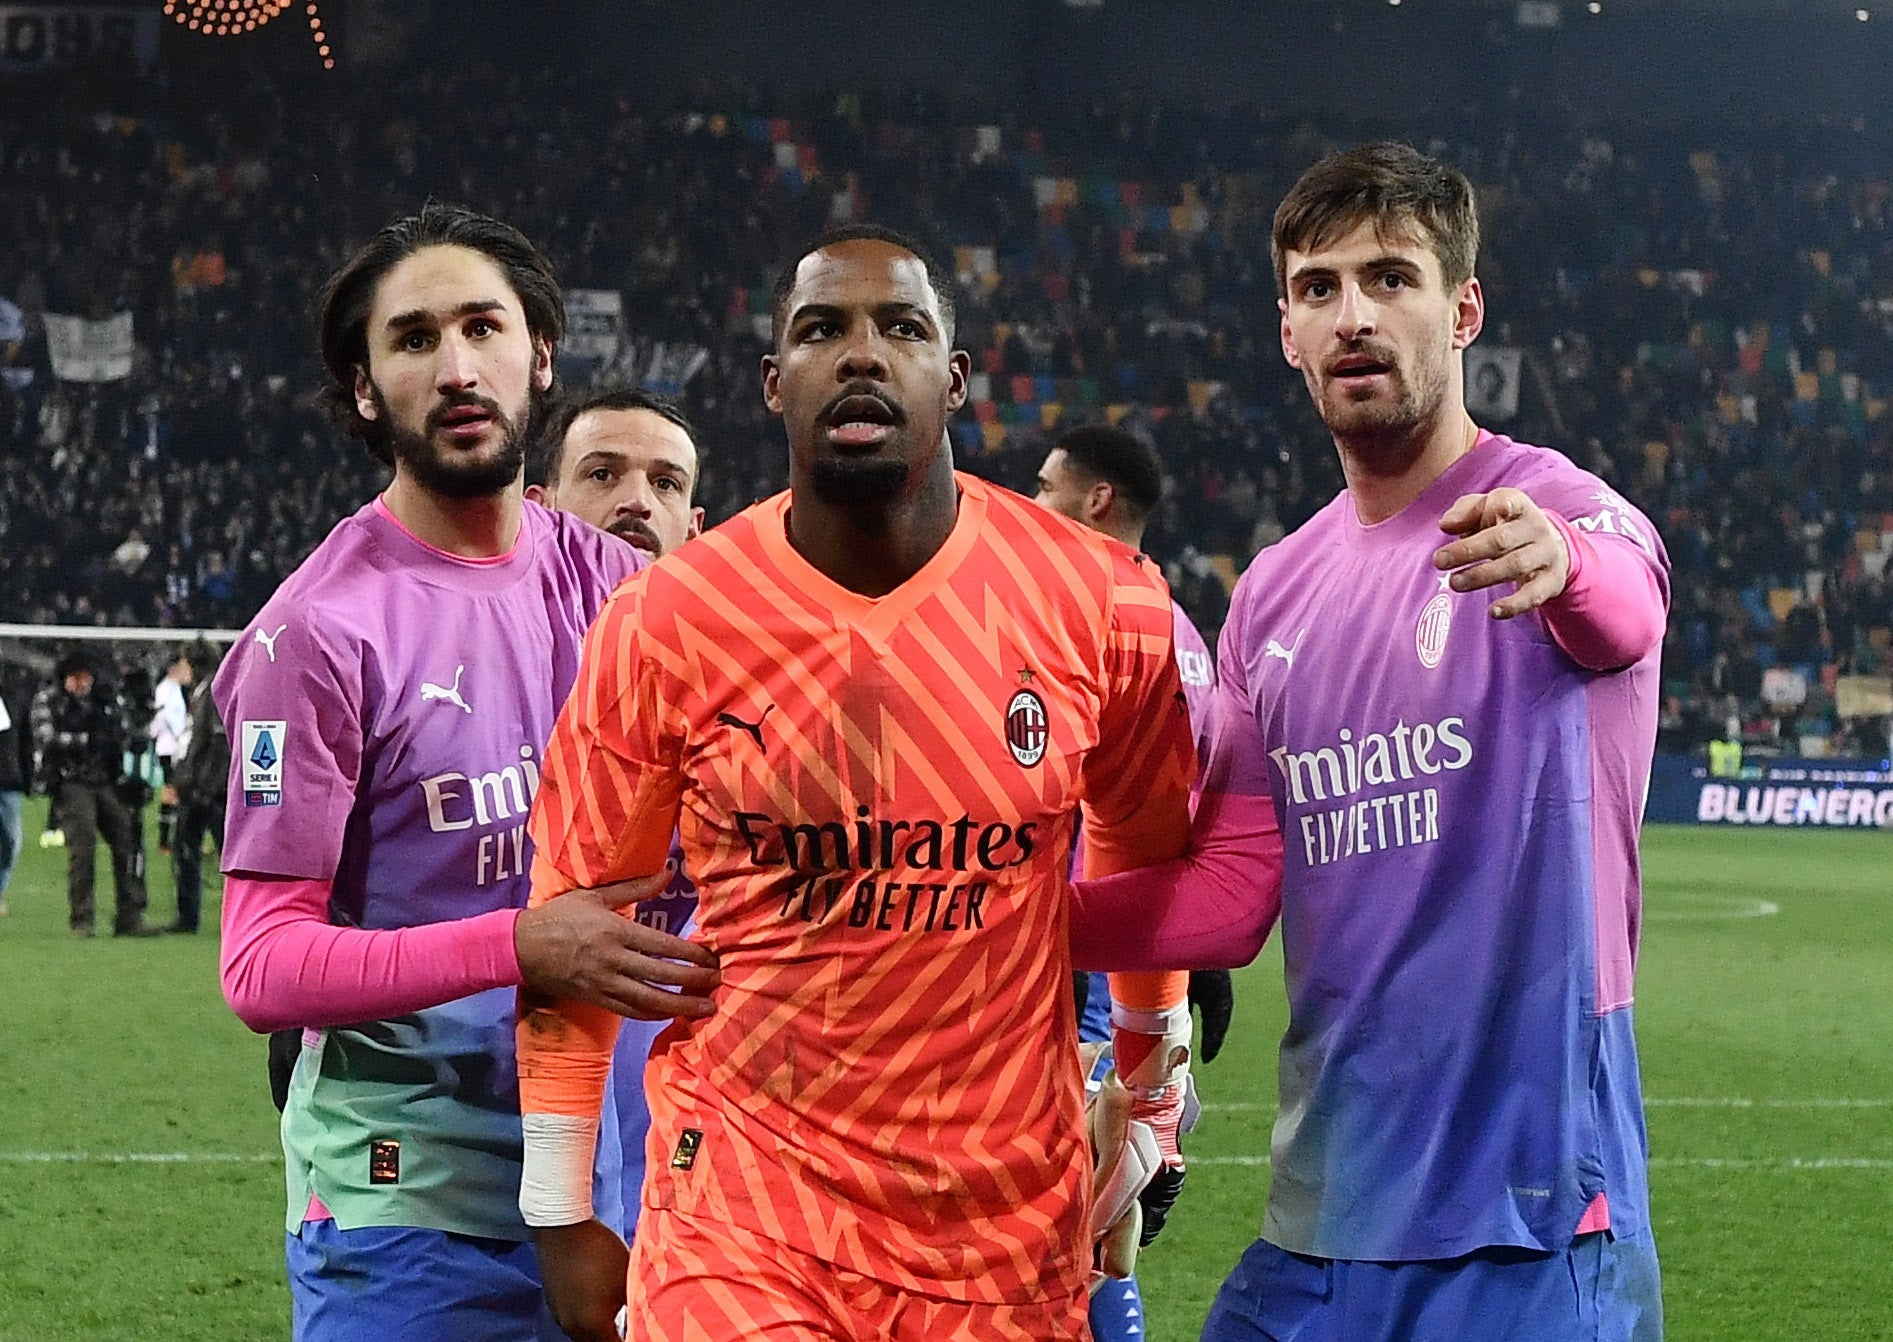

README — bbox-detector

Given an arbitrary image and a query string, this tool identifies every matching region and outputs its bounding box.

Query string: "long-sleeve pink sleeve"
[219,873,523,1033]
[1541,512,1668,672]
[1070,789,1286,973]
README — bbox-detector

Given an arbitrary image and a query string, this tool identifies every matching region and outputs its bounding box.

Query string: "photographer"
[30,649,156,938]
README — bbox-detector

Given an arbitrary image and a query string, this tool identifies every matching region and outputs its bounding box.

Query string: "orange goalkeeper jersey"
[519,472,1195,1303]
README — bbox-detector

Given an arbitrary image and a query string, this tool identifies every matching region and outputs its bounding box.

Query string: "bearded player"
[514,225,1199,1342]
[214,204,717,1341]
[1075,143,1668,1341]
[529,386,706,1250]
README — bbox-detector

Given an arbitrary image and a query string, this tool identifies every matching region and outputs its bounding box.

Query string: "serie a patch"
[369,1139,400,1185]
[241,720,285,806]
[670,1129,703,1171]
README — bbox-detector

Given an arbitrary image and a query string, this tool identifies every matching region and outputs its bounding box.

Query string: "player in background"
[213,203,718,1342]
[148,649,193,853]
[514,225,1198,1342]
[527,386,705,1248]
[1072,142,1669,1341]
[1033,421,1224,1342]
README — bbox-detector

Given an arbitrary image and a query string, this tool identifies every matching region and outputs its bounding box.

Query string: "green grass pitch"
[1,803,1888,1339]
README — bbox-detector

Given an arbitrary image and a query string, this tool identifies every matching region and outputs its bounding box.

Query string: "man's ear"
[761,354,783,415]
[524,484,549,506]
[1450,277,1485,351]
[532,337,555,392]
[1087,480,1116,526]
[353,367,379,421]
[1279,300,1303,371]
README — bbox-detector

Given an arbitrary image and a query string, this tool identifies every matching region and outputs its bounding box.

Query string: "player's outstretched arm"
[217,870,715,1033]
[1434,485,1669,670]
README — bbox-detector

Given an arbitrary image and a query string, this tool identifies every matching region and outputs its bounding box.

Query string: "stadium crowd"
[2,58,1890,758]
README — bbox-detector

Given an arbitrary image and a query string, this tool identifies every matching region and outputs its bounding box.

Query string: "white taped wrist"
[1110,1002,1193,1096]
[1109,1002,1190,1039]
[519,1114,598,1228]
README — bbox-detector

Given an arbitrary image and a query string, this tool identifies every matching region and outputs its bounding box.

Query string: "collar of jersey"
[754,473,988,638]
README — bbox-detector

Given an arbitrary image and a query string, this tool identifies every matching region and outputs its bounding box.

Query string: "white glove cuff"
[519,1114,598,1228]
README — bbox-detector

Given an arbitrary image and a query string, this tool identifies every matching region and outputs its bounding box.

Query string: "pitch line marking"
[1200,1097,1890,1114]
[0,1151,278,1164]
[1644,894,1779,921]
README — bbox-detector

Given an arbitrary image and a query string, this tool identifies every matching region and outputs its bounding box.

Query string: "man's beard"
[809,456,914,510]
[1310,347,1448,460]
[374,384,539,501]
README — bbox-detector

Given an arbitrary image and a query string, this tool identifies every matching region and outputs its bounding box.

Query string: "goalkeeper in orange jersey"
[514,224,1200,1341]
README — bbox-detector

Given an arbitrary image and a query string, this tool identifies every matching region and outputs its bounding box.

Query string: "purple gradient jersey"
[216,498,643,1240]
[1210,434,1669,1262]
[610,843,698,1242]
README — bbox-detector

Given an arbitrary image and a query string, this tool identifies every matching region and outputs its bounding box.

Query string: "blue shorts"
[1202,1229,1662,1342]
[286,1219,571,1342]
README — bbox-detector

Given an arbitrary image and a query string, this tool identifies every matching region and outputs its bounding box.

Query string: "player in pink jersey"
[1071,143,1668,1341]
[214,204,716,1342]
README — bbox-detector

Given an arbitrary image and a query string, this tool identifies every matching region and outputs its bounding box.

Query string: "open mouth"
[433,401,498,442]
[822,392,901,449]
[1329,355,1394,381]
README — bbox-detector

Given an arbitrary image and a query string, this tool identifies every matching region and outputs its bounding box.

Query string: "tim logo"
[1416,593,1453,669]
[1005,689,1048,767]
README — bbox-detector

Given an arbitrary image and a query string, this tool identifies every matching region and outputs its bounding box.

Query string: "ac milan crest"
[1416,592,1453,668]
[1005,689,1048,766]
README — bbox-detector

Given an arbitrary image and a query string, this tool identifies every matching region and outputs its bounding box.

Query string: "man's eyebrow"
[384,299,505,332]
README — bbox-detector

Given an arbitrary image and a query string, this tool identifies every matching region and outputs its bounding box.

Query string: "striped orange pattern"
[626,1206,1088,1340]
[520,473,1194,1305]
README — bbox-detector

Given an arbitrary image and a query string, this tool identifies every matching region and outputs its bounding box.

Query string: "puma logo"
[254,624,287,662]
[1264,629,1306,669]
[420,665,473,714]
[715,706,774,748]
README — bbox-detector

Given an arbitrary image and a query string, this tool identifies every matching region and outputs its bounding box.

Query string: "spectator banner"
[564,289,625,362]
[0,6,157,71]
[1836,675,1893,719]
[1647,753,1893,828]
[44,311,132,383]
[634,340,709,397]
[1466,346,1522,421]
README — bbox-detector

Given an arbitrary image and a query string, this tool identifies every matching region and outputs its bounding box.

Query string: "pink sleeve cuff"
[219,873,524,1033]
[1541,514,1668,672]
[1070,790,1285,972]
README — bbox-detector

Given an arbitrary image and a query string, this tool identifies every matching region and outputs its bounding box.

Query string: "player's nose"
[435,333,479,389]
[1334,282,1377,341]
[617,482,655,518]
[835,327,889,381]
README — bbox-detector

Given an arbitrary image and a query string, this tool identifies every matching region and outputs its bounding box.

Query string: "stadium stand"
[1,58,1889,760]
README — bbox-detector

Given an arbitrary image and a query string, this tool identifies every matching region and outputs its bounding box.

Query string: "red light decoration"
[163,0,334,68]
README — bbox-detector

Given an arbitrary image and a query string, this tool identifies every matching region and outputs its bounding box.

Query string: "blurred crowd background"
[2,2,1891,763]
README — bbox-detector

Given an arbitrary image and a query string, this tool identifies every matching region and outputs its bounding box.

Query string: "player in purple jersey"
[213,204,718,1342]
[1070,144,1669,1341]
[1034,422,1224,1339]
[527,386,705,1248]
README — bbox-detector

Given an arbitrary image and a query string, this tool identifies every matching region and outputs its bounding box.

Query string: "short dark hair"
[770,223,957,350]
[316,201,565,465]
[535,387,698,486]
[1052,424,1164,520]
[1272,141,1479,299]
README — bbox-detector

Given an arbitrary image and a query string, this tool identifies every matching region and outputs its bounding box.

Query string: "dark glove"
[1189,969,1234,1063]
